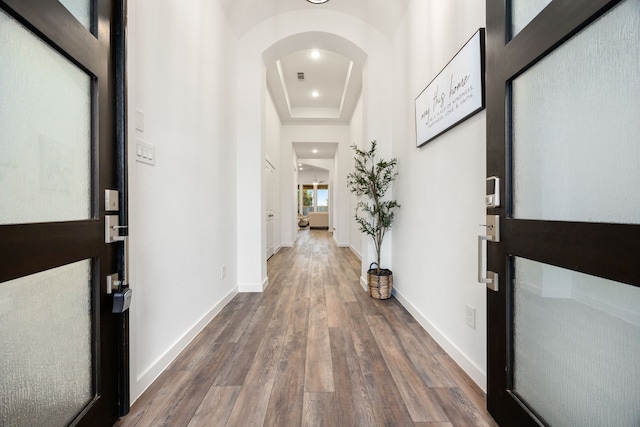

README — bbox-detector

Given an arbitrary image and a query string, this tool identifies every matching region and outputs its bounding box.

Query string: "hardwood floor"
[115,229,498,427]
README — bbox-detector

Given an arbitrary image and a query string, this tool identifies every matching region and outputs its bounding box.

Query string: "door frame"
[485,0,640,424]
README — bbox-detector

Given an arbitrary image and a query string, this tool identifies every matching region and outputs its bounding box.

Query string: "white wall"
[390,1,488,390]
[127,0,238,400]
[349,94,364,258]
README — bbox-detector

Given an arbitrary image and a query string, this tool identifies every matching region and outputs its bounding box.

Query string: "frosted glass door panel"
[511,0,552,36]
[58,0,92,31]
[513,258,640,427]
[512,0,640,225]
[0,260,94,427]
[0,10,92,225]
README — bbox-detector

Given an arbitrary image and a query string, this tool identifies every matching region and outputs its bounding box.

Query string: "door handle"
[478,215,499,292]
[478,235,499,291]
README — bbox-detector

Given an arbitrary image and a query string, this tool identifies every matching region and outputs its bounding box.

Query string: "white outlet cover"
[465,305,476,329]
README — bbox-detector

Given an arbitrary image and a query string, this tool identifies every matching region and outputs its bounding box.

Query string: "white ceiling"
[295,142,334,181]
[293,142,338,159]
[219,0,409,158]
[218,0,410,40]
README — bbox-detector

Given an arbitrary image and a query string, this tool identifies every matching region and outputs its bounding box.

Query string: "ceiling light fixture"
[310,50,320,59]
[312,149,318,153]
[306,0,330,4]
[312,91,319,98]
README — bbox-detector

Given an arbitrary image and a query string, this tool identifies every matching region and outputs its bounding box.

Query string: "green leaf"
[346,140,401,268]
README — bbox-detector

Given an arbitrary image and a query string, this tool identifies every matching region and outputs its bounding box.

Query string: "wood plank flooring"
[115,229,498,427]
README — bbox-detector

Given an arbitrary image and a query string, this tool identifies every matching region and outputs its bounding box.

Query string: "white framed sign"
[415,29,485,147]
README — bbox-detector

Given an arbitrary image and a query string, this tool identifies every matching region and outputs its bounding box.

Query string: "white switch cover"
[136,140,155,166]
[135,109,145,132]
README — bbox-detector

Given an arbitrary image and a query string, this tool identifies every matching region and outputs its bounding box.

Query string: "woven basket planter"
[367,262,393,299]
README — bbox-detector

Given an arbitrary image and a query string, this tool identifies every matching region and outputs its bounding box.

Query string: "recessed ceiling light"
[306,0,330,4]
[312,91,319,98]
[313,149,318,153]
[311,50,320,59]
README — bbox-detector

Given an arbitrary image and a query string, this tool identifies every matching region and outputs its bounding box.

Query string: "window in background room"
[299,184,329,215]
[317,186,329,212]
[302,185,315,215]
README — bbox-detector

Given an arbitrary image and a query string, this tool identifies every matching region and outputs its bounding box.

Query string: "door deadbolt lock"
[485,176,500,208]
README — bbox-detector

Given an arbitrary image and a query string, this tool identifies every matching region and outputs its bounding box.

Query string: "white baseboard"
[350,246,362,260]
[392,288,487,392]
[281,241,294,248]
[238,276,269,293]
[360,276,368,292]
[132,287,238,402]
[334,236,349,248]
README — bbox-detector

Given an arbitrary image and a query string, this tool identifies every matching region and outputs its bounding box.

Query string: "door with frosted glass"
[0,0,126,426]
[485,0,640,425]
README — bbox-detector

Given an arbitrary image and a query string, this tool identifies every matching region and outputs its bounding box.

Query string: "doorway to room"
[297,161,331,232]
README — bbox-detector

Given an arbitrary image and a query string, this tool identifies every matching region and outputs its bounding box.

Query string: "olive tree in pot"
[346,140,400,299]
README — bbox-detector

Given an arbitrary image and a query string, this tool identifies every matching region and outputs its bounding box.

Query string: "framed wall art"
[415,28,485,147]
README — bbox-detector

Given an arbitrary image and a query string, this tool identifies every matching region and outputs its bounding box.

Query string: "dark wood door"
[0,0,127,425]
[485,0,640,425]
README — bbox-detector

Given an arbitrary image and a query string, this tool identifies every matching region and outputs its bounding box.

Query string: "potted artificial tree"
[346,140,400,299]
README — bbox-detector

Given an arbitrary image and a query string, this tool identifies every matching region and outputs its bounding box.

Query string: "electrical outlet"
[465,304,476,329]
[220,265,226,280]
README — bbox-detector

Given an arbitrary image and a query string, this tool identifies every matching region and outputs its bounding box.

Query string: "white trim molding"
[350,245,362,260]
[238,276,269,293]
[132,287,238,401]
[392,288,487,391]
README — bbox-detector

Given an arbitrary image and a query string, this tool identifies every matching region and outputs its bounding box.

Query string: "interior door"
[266,161,275,259]
[0,1,127,426]
[485,0,640,425]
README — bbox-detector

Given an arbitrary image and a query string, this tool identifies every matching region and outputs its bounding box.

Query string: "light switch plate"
[136,140,155,166]
[136,109,144,132]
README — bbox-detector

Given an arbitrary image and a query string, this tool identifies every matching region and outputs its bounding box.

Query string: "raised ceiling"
[266,48,362,124]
